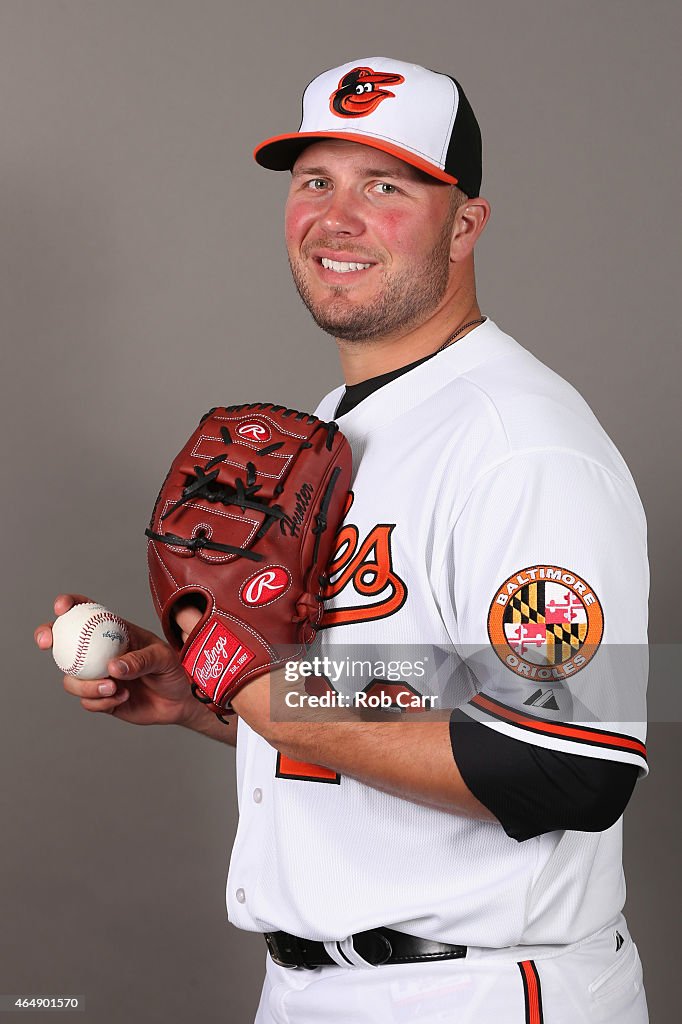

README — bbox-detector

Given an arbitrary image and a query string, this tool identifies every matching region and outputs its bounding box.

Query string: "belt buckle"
[265,932,300,969]
[350,930,393,967]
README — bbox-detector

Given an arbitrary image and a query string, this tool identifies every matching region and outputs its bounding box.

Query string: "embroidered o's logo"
[329,67,405,118]
[320,492,407,627]
[487,565,604,681]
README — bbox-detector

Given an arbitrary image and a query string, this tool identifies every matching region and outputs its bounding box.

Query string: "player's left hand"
[35,593,209,728]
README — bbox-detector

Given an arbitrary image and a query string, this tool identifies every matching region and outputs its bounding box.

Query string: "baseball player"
[36,59,649,1022]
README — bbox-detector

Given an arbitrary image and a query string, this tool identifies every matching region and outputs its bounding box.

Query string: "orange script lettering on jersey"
[320,492,407,627]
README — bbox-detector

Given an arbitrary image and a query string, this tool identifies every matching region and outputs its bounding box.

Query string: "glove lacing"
[145,407,340,564]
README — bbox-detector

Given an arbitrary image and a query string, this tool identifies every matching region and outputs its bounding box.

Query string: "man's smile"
[307,248,379,283]
[320,258,372,273]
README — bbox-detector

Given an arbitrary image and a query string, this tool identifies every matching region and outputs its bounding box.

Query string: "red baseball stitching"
[61,611,129,677]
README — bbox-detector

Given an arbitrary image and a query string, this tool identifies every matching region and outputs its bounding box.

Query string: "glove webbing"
[145,415,340,563]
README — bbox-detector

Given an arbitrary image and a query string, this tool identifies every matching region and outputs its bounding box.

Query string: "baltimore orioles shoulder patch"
[487,565,604,681]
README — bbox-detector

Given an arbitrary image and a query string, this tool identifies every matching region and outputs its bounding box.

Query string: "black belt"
[264,927,467,969]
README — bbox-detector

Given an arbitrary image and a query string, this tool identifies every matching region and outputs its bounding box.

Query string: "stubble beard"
[288,215,454,343]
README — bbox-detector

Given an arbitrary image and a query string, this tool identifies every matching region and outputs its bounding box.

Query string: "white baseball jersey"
[226,318,648,948]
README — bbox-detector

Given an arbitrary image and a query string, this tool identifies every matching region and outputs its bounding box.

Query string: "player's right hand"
[34,593,204,728]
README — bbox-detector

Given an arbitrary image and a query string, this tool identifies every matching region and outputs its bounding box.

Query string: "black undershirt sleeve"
[450,710,639,842]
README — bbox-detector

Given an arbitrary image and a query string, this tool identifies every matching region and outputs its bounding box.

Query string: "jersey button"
[235,888,246,904]
[253,788,263,804]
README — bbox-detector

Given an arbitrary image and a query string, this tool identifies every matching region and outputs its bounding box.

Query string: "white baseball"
[52,603,130,679]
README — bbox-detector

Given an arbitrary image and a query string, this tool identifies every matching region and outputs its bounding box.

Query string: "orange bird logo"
[329,66,405,118]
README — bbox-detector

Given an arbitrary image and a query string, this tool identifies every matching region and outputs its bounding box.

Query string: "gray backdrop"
[3,1,680,1021]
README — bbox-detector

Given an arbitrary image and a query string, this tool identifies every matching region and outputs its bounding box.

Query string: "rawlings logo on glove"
[145,403,352,721]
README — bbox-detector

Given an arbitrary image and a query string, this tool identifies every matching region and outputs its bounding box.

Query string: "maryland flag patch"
[487,565,604,681]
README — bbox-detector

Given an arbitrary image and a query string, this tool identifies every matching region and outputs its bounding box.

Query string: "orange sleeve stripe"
[471,694,647,760]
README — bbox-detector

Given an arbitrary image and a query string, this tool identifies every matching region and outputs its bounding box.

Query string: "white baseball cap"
[254,58,482,197]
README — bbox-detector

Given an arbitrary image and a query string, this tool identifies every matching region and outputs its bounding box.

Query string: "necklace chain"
[435,316,487,354]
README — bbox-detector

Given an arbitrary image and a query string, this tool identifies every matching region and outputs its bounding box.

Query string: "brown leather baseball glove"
[145,403,351,721]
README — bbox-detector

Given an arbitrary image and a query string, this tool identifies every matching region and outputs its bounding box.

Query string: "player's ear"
[449,196,491,262]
